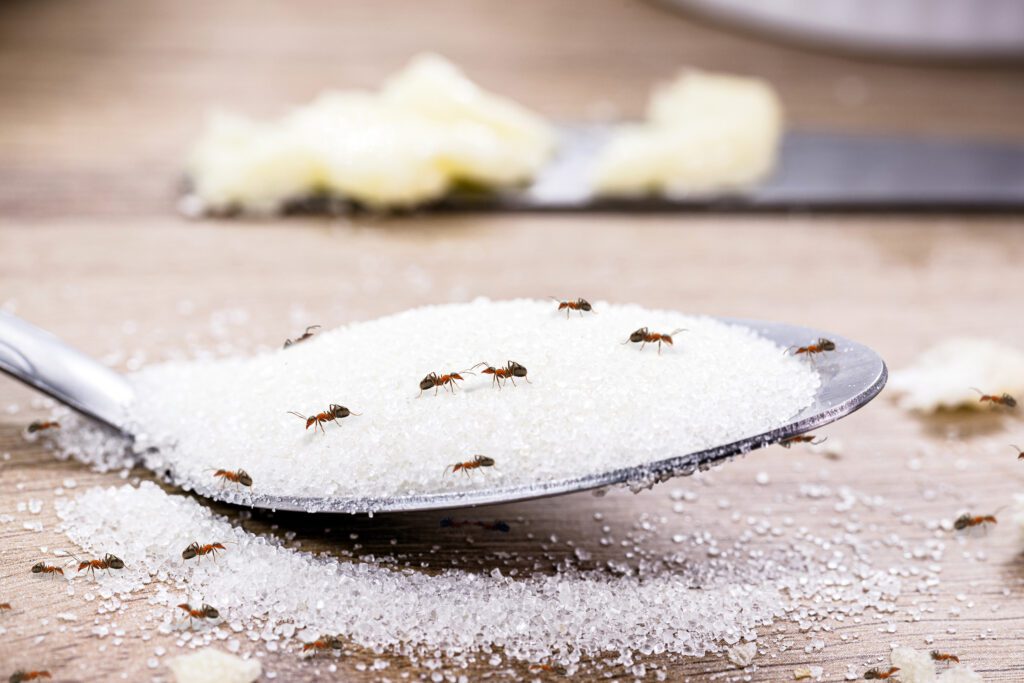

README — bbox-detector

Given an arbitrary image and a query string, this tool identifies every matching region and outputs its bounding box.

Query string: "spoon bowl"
[0,311,886,513]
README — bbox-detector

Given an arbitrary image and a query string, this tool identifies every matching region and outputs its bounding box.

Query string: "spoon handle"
[0,311,133,431]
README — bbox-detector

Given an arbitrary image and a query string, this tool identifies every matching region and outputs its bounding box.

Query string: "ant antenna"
[287,411,309,420]
[669,328,688,336]
[970,387,985,396]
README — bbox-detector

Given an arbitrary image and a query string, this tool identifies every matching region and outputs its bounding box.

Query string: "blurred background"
[1,0,1023,217]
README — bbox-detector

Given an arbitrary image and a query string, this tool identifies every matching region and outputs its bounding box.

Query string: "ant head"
[182,544,198,560]
[31,562,45,573]
[629,328,647,343]
[579,299,592,311]
[820,338,836,351]
[202,604,220,619]
[237,470,253,487]
[419,376,435,391]
[953,513,971,530]
[105,554,124,569]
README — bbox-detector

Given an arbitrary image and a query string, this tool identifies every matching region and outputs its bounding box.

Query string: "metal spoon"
[0,310,886,514]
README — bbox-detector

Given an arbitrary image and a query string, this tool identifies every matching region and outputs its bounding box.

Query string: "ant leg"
[509,377,517,387]
[639,342,646,352]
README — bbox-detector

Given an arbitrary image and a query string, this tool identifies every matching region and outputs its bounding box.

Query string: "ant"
[283,325,320,349]
[30,562,63,578]
[302,635,344,654]
[178,603,219,626]
[472,361,530,388]
[954,512,997,531]
[27,420,60,433]
[931,651,960,664]
[779,434,827,448]
[211,468,252,488]
[445,455,495,476]
[74,553,124,579]
[788,338,836,359]
[0,602,10,611]
[418,368,474,397]
[288,404,359,434]
[550,297,593,318]
[863,668,899,680]
[9,672,52,683]
[182,542,227,562]
[970,388,1017,408]
[623,327,685,354]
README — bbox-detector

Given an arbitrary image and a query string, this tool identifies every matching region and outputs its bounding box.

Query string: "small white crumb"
[169,648,261,683]
[892,646,936,683]
[890,338,1024,412]
[726,641,757,668]
[938,666,984,683]
[793,666,823,680]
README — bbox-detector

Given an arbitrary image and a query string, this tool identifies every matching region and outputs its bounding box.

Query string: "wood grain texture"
[1,1,1024,681]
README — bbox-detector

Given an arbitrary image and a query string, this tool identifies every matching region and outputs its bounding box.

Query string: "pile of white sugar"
[54,299,819,507]
[54,481,907,673]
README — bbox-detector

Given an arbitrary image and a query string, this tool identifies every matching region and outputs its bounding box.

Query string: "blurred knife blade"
[442,126,1024,211]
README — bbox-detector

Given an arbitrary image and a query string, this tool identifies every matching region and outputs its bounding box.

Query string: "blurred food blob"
[592,69,783,197]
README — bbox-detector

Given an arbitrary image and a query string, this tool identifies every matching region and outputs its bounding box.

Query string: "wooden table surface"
[2,1,1024,681]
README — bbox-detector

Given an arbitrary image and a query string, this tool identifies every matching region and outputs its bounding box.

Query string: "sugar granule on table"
[48,299,820,509]
[55,481,911,674]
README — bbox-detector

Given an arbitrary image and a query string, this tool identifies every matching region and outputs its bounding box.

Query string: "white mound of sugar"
[56,482,786,668]
[86,299,818,506]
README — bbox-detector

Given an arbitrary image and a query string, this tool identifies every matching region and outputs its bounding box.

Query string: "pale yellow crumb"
[889,338,1024,413]
[592,69,782,196]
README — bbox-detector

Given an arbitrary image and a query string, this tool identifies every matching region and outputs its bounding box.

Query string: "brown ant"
[954,512,998,531]
[971,388,1017,408]
[472,361,530,388]
[863,668,899,680]
[182,542,227,562]
[178,603,219,625]
[623,327,685,354]
[931,651,960,664]
[446,455,495,476]
[288,404,359,434]
[418,368,475,397]
[0,602,10,611]
[302,635,344,654]
[73,553,124,579]
[788,338,836,359]
[283,325,320,349]
[9,672,52,683]
[26,420,60,433]
[779,434,827,448]
[211,468,252,488]
[30,562,63,577]
[550,297,593,318]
